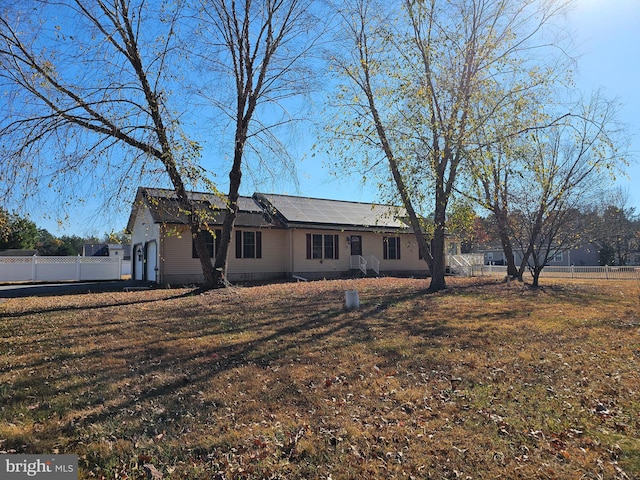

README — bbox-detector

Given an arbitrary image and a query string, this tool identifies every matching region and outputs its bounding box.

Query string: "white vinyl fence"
[0,256,123,282]
[472,264,640,280]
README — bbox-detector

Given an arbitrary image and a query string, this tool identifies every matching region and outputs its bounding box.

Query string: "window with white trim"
[383,237,401,260]
[306,234,339,260]
[235,230,262,259]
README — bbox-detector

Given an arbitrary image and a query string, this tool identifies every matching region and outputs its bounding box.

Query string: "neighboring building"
[482,242,601,267]
[83,243,132,261]
[126,187,457,284]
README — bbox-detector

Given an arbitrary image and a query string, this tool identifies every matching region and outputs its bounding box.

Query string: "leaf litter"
[0,277,638,478]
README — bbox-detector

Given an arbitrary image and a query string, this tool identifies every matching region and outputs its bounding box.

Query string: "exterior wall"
[159,224,289,284]
[290,229,430,279]
[568,243,600,266]
[226,228,288,282]
[290,229,350,278]
[131,206,160,249]
[159,225,199,284]
[130,205,436,284]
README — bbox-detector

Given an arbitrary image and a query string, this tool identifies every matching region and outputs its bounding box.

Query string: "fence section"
[473,264,640,280]
[0,256,123,282]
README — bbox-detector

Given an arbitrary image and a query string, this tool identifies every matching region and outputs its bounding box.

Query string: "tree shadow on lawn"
[0,288,197,319]
[1,285,458,454]
[4,278,639,478]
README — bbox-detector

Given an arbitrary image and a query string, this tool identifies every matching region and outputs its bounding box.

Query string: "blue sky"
[27,0,640,238]
[566,0,639,209]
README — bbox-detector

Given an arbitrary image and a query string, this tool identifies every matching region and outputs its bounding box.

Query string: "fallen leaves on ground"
[0,277,639,479]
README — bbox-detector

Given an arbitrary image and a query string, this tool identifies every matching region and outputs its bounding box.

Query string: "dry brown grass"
[1,277,639,479]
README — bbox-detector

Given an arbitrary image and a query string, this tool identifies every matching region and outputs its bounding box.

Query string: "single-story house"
[126,187,458,284]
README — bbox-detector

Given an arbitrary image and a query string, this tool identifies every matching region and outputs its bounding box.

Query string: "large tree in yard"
[195,0,318,285]
[508,94,626,286]
[327,0,570,292]
[0,0,315,288]
[0,0,221,286]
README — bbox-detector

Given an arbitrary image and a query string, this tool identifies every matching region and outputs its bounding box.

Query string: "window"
[306,234,340,260]
[383,237,401,260]
[312,234,323,259]
[192,229,221,258]
[235,230,262,259]
[324,234,336,259]
[553,252,563,263]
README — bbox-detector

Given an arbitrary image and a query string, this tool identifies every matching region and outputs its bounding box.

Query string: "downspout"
[158,225,164,285]
[289,228,295,278]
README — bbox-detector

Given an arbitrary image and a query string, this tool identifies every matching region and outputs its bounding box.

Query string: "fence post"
[31,255,37,281]
[76,255,81,281]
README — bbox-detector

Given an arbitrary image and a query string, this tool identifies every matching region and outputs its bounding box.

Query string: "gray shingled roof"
[126,187,271,231]
[127,187,413,234]
[254,193,410,231]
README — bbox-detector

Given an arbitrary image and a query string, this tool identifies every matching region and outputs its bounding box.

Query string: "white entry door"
[145,241,157,282]
[134,245,144,281]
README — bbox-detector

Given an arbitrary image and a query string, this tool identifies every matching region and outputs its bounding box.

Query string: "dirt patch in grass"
[1,277,639,479]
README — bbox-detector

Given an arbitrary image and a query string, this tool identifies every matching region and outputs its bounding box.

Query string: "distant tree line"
[0,208,127,256]
[430,193,640,270]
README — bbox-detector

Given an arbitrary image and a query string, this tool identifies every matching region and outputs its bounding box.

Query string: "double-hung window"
[306,234,339,260]
[383,236,401,260]
[192,229,221,258]
[235,230,262,259]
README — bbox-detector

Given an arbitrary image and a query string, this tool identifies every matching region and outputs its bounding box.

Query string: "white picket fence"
[0,256,123,282]
[472,264,640,280]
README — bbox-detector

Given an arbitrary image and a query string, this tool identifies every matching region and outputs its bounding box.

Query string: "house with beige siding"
[127,187,458,284]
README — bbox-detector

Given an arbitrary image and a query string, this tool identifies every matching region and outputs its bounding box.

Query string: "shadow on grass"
[0,282,456,449]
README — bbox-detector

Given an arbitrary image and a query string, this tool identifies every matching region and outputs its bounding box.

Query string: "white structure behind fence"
[0,256,122,283]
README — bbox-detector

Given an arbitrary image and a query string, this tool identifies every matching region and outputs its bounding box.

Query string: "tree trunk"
[192,225,218,288]
[531,266,542,287]
[428,190,447,292]
[358,62,434,277]
[429,223,447,292]
[213,133,244,286]
[494,209,519,278]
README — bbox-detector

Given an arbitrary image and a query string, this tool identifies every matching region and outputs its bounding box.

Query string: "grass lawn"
[1,277,639,479]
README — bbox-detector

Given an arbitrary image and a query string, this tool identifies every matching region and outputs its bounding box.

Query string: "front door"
[350,235,362,256]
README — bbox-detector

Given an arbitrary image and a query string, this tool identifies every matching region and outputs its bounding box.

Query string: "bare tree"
[195,0,319,284]
[0,0,225,286]
[1,0,318,288]
[326,0,570,291]
[509,94,625,286]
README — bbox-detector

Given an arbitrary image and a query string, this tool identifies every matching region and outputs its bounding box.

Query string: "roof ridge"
[141,186,255,200]
[255,192,401,208]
